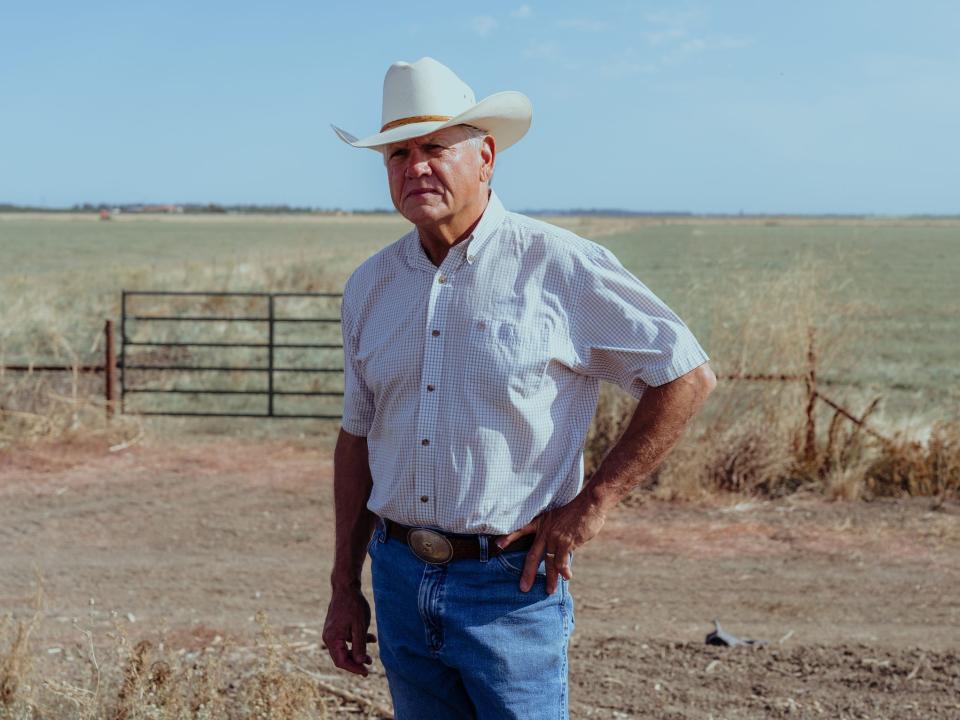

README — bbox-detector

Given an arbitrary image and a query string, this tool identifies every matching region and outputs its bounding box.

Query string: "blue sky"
[2,1,958,214]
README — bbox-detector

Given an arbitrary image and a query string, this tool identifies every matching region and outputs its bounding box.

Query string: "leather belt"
[384,520,534,565]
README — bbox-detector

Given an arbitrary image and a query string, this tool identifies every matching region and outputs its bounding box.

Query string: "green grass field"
[1,212,958,424]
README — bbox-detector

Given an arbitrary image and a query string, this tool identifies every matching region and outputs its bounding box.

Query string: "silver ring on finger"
[545,552,556,558]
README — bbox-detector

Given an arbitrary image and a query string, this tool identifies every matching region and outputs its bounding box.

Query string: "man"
[323,57,716,719]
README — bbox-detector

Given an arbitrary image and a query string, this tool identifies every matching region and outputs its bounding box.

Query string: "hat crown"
[381,57,477,128]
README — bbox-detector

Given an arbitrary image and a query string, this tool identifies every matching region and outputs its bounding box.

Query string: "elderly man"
[323,57,716,719]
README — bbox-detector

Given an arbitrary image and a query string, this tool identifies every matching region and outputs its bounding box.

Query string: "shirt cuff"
[635,346,711,393]
[340,415,372,437]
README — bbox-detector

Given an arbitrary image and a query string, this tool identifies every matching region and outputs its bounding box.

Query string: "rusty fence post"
[803,326,817,464]
[105,319,117,420]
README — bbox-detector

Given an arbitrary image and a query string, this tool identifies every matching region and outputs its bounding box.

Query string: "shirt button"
[437,275,447,284]
[432,329,440,337]
[467,254,475,263]
[420,495,429,503]
[427,384,435,392]
[421,438,430,446]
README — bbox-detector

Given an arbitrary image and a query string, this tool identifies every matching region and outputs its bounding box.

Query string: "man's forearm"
[585,363,716,512]
[331,429,376,590]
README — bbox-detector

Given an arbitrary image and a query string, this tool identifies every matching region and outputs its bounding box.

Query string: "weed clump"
[864,423,960,498]
[0,607,393,720]
[0,620,32,714]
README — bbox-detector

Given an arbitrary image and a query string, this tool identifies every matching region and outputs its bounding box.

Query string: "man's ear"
[480,135,496,182]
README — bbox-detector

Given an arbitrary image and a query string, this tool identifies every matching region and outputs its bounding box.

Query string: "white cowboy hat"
[332,57,532,152]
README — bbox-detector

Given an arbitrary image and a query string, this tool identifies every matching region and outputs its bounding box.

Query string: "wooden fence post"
[803,326,817,463]
[105,319,117,420]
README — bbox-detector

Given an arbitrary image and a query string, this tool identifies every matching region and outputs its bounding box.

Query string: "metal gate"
[120,291,344,419]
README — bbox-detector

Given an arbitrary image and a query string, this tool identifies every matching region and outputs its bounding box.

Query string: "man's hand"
[322,586,376,677]
[495,492,607,595]
[327,429,377,676]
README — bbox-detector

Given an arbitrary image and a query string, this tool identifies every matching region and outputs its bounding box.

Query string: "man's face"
[383,126,493,227]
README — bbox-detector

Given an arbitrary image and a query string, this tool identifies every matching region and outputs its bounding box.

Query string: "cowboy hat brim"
[332,90,532,152]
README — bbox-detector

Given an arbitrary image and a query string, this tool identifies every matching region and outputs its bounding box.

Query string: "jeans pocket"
[367,520,385,555]
[495,549,546,576]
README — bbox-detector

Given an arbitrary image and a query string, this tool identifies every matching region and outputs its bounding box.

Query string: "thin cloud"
[643,8,706,29]
[713,36,752,51]
[523,41,558,60]
[642,28,686,47]
[557,18,608,32]
[659,35,751,65]
[597,29,750,78]
[598,49,658,78]
[470,15,498,37]
[600,58,658,77]
[511,4,533,19]
[532,5,751,79]
[638,6,752,66]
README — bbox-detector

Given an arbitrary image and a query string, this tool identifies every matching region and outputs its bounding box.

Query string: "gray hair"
[460,124,488,149]
[461,125,494,185]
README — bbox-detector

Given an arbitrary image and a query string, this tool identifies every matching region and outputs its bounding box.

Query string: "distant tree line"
[0,203,73,213]
[1,202,957,219]
[0,202,362,215]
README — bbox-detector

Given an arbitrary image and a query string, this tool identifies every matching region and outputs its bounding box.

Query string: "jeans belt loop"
[478,534,489,563]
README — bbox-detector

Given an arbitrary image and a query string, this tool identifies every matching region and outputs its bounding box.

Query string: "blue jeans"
[367,519,575,719]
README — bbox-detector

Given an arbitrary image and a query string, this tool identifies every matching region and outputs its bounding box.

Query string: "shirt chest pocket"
[464,316,551,400]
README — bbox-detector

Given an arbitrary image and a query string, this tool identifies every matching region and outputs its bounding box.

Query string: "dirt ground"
[2,436,958,719]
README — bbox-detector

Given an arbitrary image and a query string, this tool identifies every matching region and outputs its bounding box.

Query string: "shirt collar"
[403,191,507,271]
[463,190,506,265]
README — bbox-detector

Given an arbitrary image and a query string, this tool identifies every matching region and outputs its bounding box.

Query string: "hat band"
[380,114,453,133]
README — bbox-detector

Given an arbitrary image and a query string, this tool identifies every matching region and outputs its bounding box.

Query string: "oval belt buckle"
[407,528,454,564]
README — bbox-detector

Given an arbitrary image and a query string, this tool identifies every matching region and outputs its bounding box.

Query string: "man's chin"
[401,201,448,225]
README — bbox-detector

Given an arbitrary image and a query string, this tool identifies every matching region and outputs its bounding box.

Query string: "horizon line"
[2,202,959,220]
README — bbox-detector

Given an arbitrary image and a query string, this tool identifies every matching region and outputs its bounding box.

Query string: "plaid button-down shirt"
[341,192,708,534]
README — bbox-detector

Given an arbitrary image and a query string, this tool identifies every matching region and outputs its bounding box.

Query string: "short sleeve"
[339,287,375,436]
[571,246,709,396]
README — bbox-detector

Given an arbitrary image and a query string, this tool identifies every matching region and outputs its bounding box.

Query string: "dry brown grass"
[863,422,960,499]
[0,367,143,454]
[0,605,391,720]
[0,618,36,714]
[0,585,42,720]
[583,263,960,503]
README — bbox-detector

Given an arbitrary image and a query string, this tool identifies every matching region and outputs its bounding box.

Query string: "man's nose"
[404,148,431,178]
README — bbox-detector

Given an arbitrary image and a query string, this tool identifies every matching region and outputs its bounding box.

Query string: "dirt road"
[2,437,958,718]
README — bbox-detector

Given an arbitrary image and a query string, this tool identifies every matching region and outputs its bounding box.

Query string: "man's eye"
[390,149,408,160]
